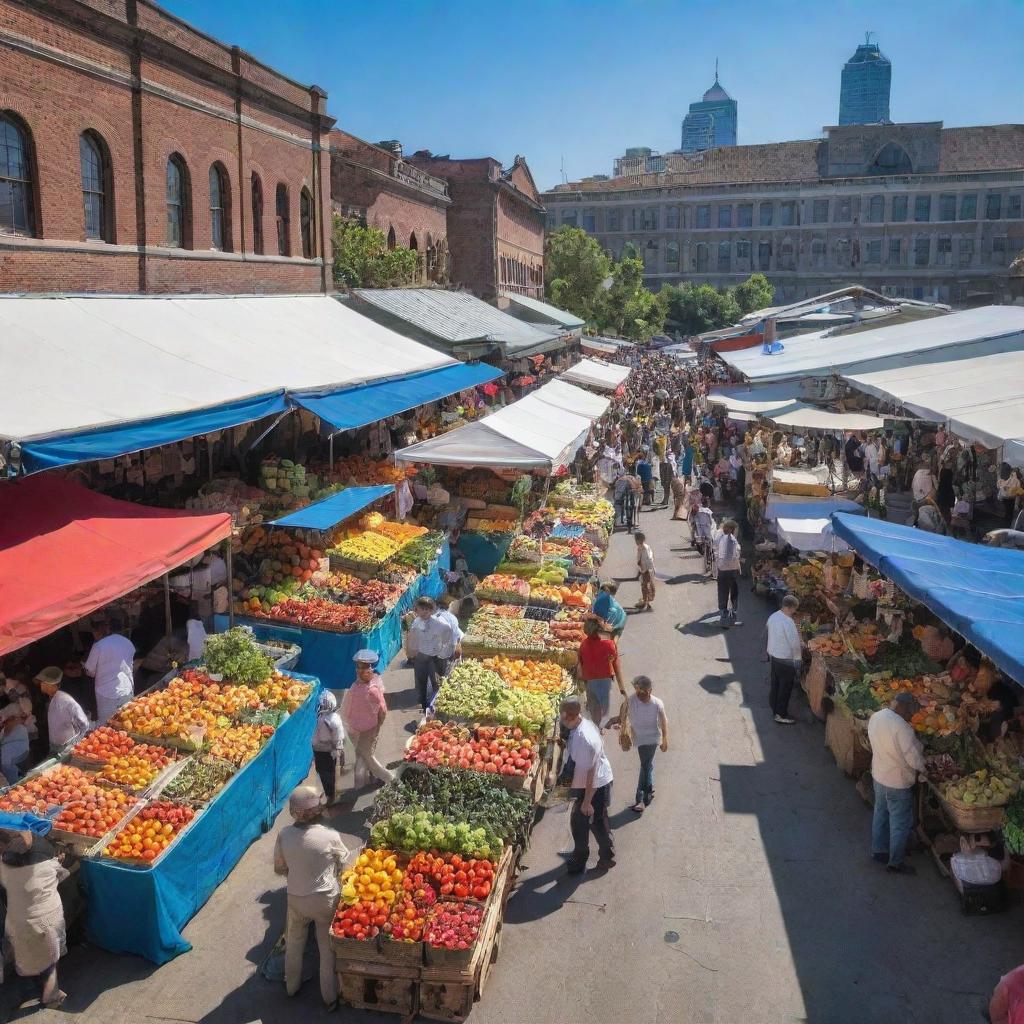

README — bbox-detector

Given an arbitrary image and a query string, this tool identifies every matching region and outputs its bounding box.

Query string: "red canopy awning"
[0,476,231,656]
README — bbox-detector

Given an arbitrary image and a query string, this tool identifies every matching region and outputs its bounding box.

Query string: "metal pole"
[329,432,335,467]
[225,539,235,629]
[163,573,172,641]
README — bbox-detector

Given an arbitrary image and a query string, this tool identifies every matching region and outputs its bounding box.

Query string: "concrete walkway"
[18,495,1019,1024]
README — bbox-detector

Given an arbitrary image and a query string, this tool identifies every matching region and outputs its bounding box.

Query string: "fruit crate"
[929,781,1007,832]
[331,932,386,965]
[379,936,425,968]
[336,961,419,1016]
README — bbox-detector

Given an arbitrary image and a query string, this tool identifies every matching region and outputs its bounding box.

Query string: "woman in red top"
[578,619,626,727]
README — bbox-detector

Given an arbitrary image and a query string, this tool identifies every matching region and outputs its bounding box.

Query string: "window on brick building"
[718,206,732,229]
[209,163,230,252]
[986,194,1002,220]
[812,199,829,223]
[914,195,931,222]
[737,203,752,228]
[867,196,884,223]
[299,188,315,259]
[936,236,952,265]
[993,237,1009,265]
[866,239,882,264]
[166,154,190,248]
[251,173,264,254]
[811,238,826,267]
[835,238,851,265]
[694,243,708,271]
[717,241,731,271]
[939,194,956,221]
[959,238,974,266]
[696,205,710,229]
[276,184,291,255]
[666,206,680,230]
[0,114,35,237]
[736,240,751,263]
[1009,195,1022,219]
[80,131,111,242]
[778,240,795,270]
[759,203,773,227]
[891,195,908,222]
[758,240,771,270]
[889,238,903,265]
[960,194,977,220]
[606,208,622,232]
[780,202,796,227]
[582,208,596,233]
[666,241,679,270]
[642,207,658,231]
[835,198,851,223]
[914,237,930,266]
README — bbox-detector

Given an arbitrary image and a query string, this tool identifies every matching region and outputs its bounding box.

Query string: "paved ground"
[12,494,1020,1024]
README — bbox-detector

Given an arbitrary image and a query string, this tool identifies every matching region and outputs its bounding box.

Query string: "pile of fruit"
[391,532,445,573]
[103,800,196,862]
[424,900,484,951]
[433,662,556,733]
[207,724,275,765]
[782,559,825,599]
[70,727,177,769]
[236,528,325,591]
[340,848,404,907]
[478,602,525,619]
[329,531,403,570]
[507,536,541,564]
[546,619,586,651]
[253,675,313,712]
[404,721,537,780]
[254,596,372,633]
[368,520,427,544]
[807,621,881,659]
[464,613,549,653]
[161,757,237,804]
[481,656,571,695]
[370,807,500,860]
[328,455,412,486]
[405,851,494,901]
[940,768,1019,808]
[476,574,531,605]
[528,585,563,608]
[530,563,569,587]
[99,754,167,791]
[111,679,224,747]
[258,457,313,500]
[472,518,518,535]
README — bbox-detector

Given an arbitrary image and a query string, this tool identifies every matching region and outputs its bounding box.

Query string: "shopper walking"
[634,531,656,611]
[590,580,627,638]
[340,650,395,786]
[609,676,668,813]
[636,452,654,507]
[0,832,69,1009]
[34,667,88,755]
[765,595,802,724]
[560,697,615,874]
[83,615,136,723]
[408,597,454,710]
[578,618,626,727]
[867,693,926,875]
[715,519,742,628]
[273,786,349,1009]
[311,690,345,804]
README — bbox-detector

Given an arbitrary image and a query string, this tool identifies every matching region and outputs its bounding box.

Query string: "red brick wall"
[0,0,331,294]
[496,189,545,297]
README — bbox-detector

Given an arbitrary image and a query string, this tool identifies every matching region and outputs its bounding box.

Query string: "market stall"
[559,358,631,394]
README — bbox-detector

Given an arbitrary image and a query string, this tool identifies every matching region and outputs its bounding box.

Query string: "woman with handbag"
[608,676,669,813]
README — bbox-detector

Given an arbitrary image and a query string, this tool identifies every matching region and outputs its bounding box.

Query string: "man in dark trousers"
[561,696,615,874]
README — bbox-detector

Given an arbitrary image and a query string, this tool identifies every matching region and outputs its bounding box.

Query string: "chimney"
[377,140,403,157]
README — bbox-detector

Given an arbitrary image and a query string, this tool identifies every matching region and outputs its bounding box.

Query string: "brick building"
[407,152,545,301]
[0,0,333,294]
[543,122,1024,306]
[329,131,450,283]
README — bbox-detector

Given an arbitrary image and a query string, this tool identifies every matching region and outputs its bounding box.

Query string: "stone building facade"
[406,152,545,300]
[543,122,1024,305]
[329,131,450,282]
[0,0,333,294]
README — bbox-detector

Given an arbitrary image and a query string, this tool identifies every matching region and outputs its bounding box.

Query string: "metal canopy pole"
[163,573,172,641]
[225,539,235,629]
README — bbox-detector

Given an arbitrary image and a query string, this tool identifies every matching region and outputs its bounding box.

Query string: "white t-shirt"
[766,610,802,661]
[714,531,741,571]
[85,633,136,702]
[567,717,613,790]
[47,690,89,749]
[627,694,664,746]
[863,442,880,475]
[868,708,926,789]
[636,543,655,574]
[911,469,935,503]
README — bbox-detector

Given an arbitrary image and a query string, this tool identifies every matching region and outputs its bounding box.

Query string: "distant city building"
[543,121,1024,306]
[839,36,892,125]
[614,148,667,177]
[680,70,737,154]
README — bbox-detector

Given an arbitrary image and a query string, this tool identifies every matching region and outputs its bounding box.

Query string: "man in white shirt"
[714,520,742,628]
[867,693,925,875]
[765,594,802,724]
[408,597,455,710]
[911,463,936,505]
[634,531,656,611]
[35,666,89,753]
[84,616,136,723]
[561,696,614,874]
[433,600,464,677]
[863,436,881,480]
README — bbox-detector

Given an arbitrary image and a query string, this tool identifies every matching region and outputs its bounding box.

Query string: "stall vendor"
[971,659,1021,743]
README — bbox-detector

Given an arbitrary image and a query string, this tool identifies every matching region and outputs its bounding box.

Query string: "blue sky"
[162,0,1024,191]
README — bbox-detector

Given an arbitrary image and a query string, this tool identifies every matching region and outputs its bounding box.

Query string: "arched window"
[409,231,418,251]
[275,183,290,255]
[80,131,111,242]
[299,188,314,259]
[251,173,264,254]
[868,143,913,176]
[426,233,437,279]
[694,243,708,272]
[386,225,396,251]
[0,113,36,236]
[166,154,190,248]
[209,163,230,251]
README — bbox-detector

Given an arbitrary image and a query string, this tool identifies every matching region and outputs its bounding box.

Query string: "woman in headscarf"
[0,831,69,1009]
[311,690,345,805]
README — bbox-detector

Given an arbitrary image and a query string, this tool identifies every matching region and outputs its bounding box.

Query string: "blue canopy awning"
[16,392,289,476]
[830,512,1024,684]
[293,362,501,434]
[267,485,395,531]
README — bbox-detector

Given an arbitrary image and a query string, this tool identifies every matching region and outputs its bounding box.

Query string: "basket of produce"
[403,721,539,792]
[67,727,179,772]
[207,723,275,766]
[252,597,373,634]
[99,799,198,867]
[422,898,486,969]
[391,532,445,574]
[332,847,405,961]
[462,614,549,656]
[523,606,556,622]
[931,775,1009,832]
[160,756,237,805]
[507,536,542,564]
[528,585,563,609]
[481,656,574,696]
[329,531,403,574]
[432,662,557,734]
[476,574,531,606]
[491,561,541,581]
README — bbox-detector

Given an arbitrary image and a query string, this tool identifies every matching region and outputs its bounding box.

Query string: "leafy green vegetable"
[202,628,273,686]
[836,677,882,719]
[1004,792,1024,856]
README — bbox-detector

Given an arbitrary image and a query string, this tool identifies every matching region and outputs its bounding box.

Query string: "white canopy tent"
[775,517,849,553]
[0,294,455,444]
[719,306,1024,383]
[765,493,861,523]
[560,358,631,392]
[707,384,801,417]
[527,378,610,420]
[395,380,597,471]
[767,404,887,432]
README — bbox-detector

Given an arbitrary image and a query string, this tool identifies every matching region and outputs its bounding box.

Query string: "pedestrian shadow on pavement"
[698,672,739,697]
[674,614,722,638]
[503,864,588,925]
[661,572,705,585]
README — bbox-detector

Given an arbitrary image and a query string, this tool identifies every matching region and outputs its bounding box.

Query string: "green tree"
[730,272,775,316]
[661,282,741,337]
[544,226,612,322]
[331,215,420,288]
[595,256,667,341]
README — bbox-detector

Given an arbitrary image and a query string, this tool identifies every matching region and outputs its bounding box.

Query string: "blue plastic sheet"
[19,391,289,475]
[79,672,320,964]
[456,531,514,578]
[267,485,395,531]
[214,543,450,689]
[293,363,501,432]
[0,810,53,835]
[830,512,1024,684]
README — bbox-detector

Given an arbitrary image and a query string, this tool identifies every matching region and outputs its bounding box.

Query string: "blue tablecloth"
[456,531,513,578]
[79,672,321,965]
[214,543,450,689]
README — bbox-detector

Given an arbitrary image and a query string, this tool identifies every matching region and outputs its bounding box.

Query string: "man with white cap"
[273,785,349,1009]
[340,650,394,787]
[35,667,89,754]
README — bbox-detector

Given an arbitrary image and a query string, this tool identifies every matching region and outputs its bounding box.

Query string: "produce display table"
[79,673,320,964]
[456,531,513,578]
[215,544,449,689]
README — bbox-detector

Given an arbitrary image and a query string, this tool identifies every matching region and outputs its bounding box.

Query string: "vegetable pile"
[369,809,500,860]
[202,628,274,686]
[404,721,538,779]
[432,661,556,733]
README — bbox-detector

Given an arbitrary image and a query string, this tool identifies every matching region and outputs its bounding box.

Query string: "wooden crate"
[336,961,418,1017]
[825,703,872,778]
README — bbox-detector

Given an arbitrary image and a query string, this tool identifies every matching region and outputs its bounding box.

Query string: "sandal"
[42,991,67,1010]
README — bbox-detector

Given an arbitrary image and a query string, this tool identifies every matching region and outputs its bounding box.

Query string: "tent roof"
[527,378,610,420]
[560,358,631,392]
[395,380,597,470]
[831,512,1024,684]
[500,292,585,329]
[267,485,395,531]
[352,289,565,356]
[707,384,801,415]
[775,517,849,553]
[720,305,1024,382]
[0,477,231,656]
[767,403,887,432]
[580,338,620,355]
[0,294,458,471]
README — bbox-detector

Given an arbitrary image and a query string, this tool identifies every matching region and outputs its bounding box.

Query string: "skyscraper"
[838,34,892,125]
[680,67,737,154]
